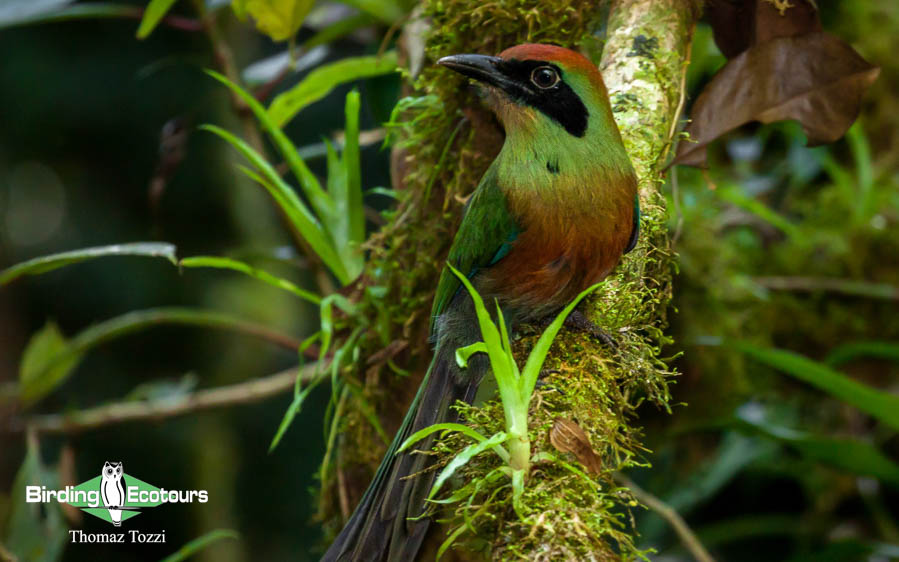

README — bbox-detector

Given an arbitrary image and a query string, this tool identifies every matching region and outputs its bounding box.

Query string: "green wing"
[430,164,519,332]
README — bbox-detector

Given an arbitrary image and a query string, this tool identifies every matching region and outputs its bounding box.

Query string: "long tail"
[321,344,482,562]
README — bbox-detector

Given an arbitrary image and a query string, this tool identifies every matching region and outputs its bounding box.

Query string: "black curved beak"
[437,54,515,93]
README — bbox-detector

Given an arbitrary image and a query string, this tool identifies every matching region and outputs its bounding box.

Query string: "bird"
[322,43,639,562]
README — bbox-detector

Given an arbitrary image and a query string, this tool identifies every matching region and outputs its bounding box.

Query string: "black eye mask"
[496,59,589,138]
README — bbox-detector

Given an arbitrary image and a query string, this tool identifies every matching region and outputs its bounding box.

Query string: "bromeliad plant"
[203,70,368,284]
[397,264,603,515]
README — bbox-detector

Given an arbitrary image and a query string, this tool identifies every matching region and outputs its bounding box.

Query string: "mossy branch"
[325,0,700,558]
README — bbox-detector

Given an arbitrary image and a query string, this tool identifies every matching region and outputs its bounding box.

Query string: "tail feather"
[321,348,482,562]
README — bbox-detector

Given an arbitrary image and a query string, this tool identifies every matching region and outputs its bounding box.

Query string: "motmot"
[322,44,639,562]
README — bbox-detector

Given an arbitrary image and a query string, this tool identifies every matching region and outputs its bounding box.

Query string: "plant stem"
[614,474,715,562]
[506,431,530,472]
[12,363,322,435]
[753,276,899,300]
[503,390,531,472]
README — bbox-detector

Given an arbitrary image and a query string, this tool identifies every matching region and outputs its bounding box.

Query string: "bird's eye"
[530,66,559,89]
[106,469,113,475]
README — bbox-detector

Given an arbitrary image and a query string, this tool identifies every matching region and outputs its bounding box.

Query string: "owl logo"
[100,461,126,526]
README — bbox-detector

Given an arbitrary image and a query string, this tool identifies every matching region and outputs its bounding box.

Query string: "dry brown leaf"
[672,31,879,167]
[549,418,602,476]
[705,0,821,58]
[754,0,820,45]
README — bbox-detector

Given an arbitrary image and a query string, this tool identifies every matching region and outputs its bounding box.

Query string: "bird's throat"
[495,108,633,215]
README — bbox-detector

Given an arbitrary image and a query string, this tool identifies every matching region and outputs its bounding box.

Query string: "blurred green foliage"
[0,0,398,560]
[634,4,899,559]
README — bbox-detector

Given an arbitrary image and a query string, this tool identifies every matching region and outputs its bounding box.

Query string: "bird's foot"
[562,309,617,348]
[535,369,565,394]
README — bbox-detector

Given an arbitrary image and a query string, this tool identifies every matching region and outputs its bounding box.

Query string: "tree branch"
[615,474,716,562]
[753,276,899,300]
[13,363,321,435]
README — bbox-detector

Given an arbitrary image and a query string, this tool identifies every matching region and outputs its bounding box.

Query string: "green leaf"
[717,182,800,239]
[343,381,390,445]
[342,91,364,250]
[231,0,314,42]
[639,431,778,543]
[510,467,526,518]
[321,91,366,280]
[456,342,489,369]
[448,264,518,391]
[695,514,806,547]
[752,276,899,300]
[180,255,321,304]
[327,326,362,410]
[200,124,349,282]
[317,294,356,363]
[824,341,899,367]
[334,0,404,24]
[398,422,489,453]
[0,0,73,27]
[204,70,333,226]
[304,11,373,47]
[847,122,874,224]
[436,524,468,560]
[732,342,899,431]
[0,242,177,286]
[159,529,240,562]
[135,0,179,39]
[429,432,508,499]
[241,14,375,85]
[737,406,899,486]
[270,334,324,451]
[18,322,82,408]
[269,371,324,451]
[3,438,67,562]
[268,52,399,127]
[68,307,302,352]
[785,540,899,562]
[520,282,603,404]
[0,3,152,30]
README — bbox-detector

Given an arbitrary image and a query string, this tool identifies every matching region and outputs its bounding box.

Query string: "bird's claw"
[536,369,564,394]
[558,309,618,348]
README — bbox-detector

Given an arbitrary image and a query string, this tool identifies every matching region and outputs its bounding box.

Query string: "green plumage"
[431,163,519,331]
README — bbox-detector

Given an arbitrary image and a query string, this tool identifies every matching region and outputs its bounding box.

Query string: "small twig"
[72,5,204,32]
[377,13,409,58]
[199,10,264,155]
[614,474,715,562]
[253,65,292,102]
[754,276,899,300]
[158,13,205,32]
[14,363,321,435]
[662,21,694,162]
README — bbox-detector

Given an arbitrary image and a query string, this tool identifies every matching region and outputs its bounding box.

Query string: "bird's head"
[438,44,614,140]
